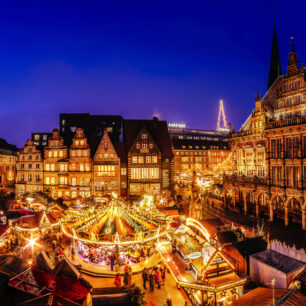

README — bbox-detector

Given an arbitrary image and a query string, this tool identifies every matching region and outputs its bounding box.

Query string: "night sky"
[1,1,306,147]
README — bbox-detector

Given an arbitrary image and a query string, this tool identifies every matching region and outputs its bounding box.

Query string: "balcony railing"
[266,116,306,130]
[230,130,253,138]
[224,174,267,185]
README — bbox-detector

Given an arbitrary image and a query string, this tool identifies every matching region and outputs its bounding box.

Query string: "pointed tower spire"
[287,37,299,76]
[268,23,282,89]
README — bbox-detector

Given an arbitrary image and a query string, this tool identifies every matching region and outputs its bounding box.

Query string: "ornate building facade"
[15,140,43,196]
[16,117,173,200]
[93,130,121,197]
[43,129,69,199]
[68,128,92,199]
[224,28,306,230]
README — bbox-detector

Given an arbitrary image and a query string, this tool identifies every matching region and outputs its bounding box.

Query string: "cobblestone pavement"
[83,269,191,306]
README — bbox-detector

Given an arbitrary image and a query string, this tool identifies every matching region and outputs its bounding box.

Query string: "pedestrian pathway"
[202,204,306,249]
[83,268,191,305]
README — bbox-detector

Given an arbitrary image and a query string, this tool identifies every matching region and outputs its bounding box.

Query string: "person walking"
[161,265,166,285]
[166,298,172,306]
[123,271,129,286]
[149,271,155,292]
[110,252,115,271]
[114,273,121,287]
[142,268,148,289]
[155,268,162,289]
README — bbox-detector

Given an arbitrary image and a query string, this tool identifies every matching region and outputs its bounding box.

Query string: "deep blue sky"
[0,1,306,147]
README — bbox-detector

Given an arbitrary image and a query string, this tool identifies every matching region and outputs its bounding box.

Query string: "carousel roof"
[62,197,169,243]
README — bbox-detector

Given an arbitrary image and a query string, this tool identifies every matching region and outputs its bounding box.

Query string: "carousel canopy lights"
[62,195,170,246]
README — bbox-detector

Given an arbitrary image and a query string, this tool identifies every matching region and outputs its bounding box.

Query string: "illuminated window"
[138,156,144,163]
[71,177,76,186]
[142,143,147,149]
[80,164,84,171]
[85,163,90,171]
[45,177,50,184]
[152,156,158,163]
[146,156,151,163]
[59,150,63,157]
[50,163,55,171]
[142,134,147,139]
[149,143,153,149]
[132,156,138,163]
[136,143,140,149]
[54,151,58,158]
[121,168,127,176]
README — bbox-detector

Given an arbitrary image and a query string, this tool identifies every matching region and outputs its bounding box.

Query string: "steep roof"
[123,118,173,158]
[0,138,18,155]
[268,24,282,89]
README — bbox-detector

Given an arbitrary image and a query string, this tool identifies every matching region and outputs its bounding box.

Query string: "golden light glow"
[186,217,210,242]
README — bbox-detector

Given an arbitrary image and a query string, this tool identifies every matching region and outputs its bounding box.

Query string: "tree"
[123,284,146,306]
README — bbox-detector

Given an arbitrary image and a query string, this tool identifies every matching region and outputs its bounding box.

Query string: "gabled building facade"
[124,118,173,197]
[43,129,69,199]
[16,140,43,196]
[68,128,92,199]
[93,130,120,197]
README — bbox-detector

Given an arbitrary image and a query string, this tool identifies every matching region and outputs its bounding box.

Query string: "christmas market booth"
[13,204,63,240]
[61,194,171,274]
[159,218,246,306]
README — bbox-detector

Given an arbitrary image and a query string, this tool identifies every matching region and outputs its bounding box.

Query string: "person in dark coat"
[142,268,148,289]
[149,271,155,292]
[109,253,115,271]
[123,271,129,286]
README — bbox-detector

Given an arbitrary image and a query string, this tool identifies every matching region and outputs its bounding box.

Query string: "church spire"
[268,23,282,89]
[287,38,299,76]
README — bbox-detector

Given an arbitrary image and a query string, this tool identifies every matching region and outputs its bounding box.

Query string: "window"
[21,164,25,169]
[152,156,158,163]
[51,177,55,185]
[110,153,114,159]
[130,167,159,179]
[132,156,138,163]
[71,163,76,171]
[96,165,116,177]
[36,164,40,169]
[86,178,90,186]
[34,134,40,141]
[35,155,39,160]
[45,177,50,184]
[71,177,76,186]
[50,163,55,171]
[54,151,58,158]
[28,164,32,169]
[45,163,50,171]
[142,134,147,139]
[142,143,147,149]
[48,151,52,158]
[136,143,140,149]
[80,164,84,171]
[28,155,32,160]
[85,164,90,171]
[138,156,144,163]
[146,156,151,163]
[28,174,32,182]
[59,150,63,157]
[35,174,40,182]
[149,143,153,149]
[59,163,67,172]
[121,168,127,176]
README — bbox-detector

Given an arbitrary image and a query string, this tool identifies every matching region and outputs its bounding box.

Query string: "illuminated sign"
[168,123,186,128]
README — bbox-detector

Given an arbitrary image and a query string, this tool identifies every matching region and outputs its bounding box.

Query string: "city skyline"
[1,1,306,147]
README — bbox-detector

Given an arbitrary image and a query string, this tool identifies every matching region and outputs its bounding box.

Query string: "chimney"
[153,116,158,129]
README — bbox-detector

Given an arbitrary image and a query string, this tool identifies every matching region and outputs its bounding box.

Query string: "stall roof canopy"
[251,249,306,274]
[199,218,225,236]
[229,237,267,257]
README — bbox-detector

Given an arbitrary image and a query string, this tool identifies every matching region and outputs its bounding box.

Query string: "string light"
[217,99,228,131]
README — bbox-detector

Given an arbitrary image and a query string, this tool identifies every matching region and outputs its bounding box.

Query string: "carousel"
[61,194,171,272]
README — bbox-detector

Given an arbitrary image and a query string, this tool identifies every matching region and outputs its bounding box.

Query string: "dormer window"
[142,134,147,139]
[142,143,147,149]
